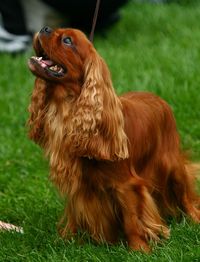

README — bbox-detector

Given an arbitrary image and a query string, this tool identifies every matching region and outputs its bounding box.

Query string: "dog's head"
[28,27,95,92]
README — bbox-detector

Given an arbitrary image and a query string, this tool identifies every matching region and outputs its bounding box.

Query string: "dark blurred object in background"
[42,0,129,33]
[0,0,129,54]
[43,0,128,32]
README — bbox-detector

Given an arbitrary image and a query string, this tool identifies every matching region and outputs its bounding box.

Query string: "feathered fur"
[27,27,200,252]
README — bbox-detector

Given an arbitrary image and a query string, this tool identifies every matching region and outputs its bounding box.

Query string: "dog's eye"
[63,37,72,46]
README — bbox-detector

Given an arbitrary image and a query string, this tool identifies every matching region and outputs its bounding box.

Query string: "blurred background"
[0,0,193,53]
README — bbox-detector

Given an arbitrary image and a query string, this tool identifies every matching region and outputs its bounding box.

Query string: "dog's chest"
[44,102,79,191]
[45,103,67,145]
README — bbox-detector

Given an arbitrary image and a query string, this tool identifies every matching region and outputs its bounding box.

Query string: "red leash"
[89,0,101,43]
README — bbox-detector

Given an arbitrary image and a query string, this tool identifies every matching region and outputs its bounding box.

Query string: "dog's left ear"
[28,78,47,145]
[70,49,129,160]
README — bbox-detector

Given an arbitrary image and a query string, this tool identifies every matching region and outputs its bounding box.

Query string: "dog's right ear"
[27,78,46,145]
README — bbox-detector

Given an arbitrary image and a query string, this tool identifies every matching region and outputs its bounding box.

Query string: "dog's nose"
[40,26,53,35]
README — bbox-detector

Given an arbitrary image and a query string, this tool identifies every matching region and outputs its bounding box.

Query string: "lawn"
[1,0,200,261]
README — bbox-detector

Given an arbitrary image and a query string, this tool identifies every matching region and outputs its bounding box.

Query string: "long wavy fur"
[69,51,129,160]
[28,28,200,253]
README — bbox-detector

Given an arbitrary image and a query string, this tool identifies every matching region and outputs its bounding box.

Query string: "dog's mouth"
[28,42,66,79]
[30,56,65,77]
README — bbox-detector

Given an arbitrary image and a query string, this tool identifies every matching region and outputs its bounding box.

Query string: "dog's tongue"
[42,59,54,67]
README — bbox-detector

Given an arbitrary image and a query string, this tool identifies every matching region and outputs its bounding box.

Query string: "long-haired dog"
[28,26,200,252]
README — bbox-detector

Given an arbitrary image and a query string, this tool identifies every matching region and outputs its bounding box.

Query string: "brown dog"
[28,26,200,252]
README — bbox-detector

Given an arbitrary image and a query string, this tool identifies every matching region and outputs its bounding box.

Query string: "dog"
[27,26,200,252]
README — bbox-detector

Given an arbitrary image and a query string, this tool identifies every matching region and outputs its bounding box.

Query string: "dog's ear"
[27,78,46,145]
[70,50,129,160]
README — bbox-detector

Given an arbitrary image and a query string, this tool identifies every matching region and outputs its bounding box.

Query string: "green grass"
[1,0,200,261]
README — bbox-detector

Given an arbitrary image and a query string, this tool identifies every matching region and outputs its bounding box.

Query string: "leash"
[89,0,101,43]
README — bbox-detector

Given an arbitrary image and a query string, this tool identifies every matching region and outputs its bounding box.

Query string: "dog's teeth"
[34,56,42,61]
[49,66,55,70]
[49,65,61,72]
[48,64,64,74]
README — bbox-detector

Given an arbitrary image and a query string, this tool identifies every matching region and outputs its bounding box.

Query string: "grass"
[0,0,200,261]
